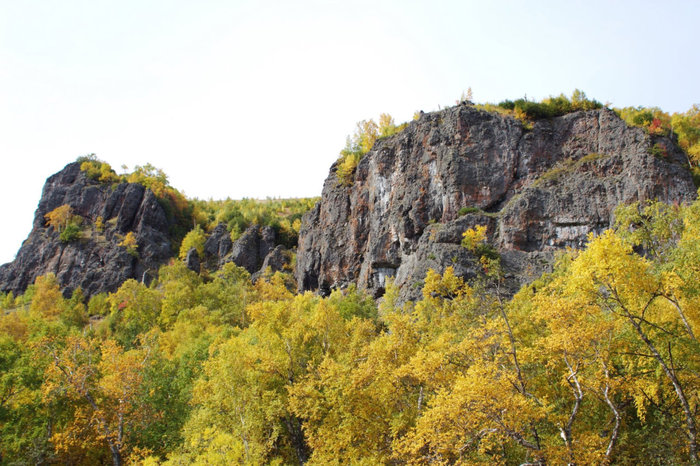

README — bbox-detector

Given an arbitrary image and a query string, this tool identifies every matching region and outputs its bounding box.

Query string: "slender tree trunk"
[561,355,583,465]
[495,291,543,460]
[597,359,621,461]
[284,415,309,464]
[664,295,697,341]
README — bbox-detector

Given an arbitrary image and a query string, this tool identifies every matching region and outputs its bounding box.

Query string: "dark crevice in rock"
[296,105,697,302]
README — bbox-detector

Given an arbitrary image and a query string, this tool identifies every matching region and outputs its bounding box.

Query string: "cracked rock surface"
[0,163,173,297]
[296,105,697,301]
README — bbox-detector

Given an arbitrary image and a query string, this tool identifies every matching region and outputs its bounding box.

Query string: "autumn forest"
[2,98,700,465]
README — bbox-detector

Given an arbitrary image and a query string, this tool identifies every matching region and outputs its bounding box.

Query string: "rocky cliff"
[0,162,174,297]
[296,105,697,300]
[0,163,294,298]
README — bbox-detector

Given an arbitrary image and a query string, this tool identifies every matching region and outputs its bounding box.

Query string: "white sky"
[1,0,699,264]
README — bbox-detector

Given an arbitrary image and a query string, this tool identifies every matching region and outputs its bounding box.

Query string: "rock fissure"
[296,105,697,301]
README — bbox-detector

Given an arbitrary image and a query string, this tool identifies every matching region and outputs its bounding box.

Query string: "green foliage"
[59,223,81,243]
[87,292,110,317]
[78,156,194,248]
[79,158,120,183]
[178,225,206,260]
[126,164,194,246]
[616,105,672,136]
[458,206,481,216]
[494,89,602,122]
[672,104,700,165]
[614,104,700,172]
[45,204,84,243]
[192,197,317,248]
[692,166,700,188]
[533,153,608,187]
[7,163,700,463]
[79,156,317,251]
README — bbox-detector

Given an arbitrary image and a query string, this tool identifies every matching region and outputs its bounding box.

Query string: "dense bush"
[192,197,317,248]
[4,194,700,464]
[496,89,602,120]
[59,223,81,243]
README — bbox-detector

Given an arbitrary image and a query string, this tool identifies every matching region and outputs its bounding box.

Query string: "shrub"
[119,232,139,256]
[179,225,206,260]
[45,204,73,232]
[462,224,499,261]
[616,106,672,137]
[78,155,120,183]
[461,225,487,251]
[458,206,481,216]
[59,223,81,243]
[46,204,83,242]
[672,105,700,165]
[496,89,602,121]
[692,167,700,188]
[650,143,669,159]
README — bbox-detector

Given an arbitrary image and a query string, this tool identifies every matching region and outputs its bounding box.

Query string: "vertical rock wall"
[296,105,697,300]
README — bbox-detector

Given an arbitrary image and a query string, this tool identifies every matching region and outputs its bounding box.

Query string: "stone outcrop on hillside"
[200,224,290,278]
[3,104,696,302]
[0,163,295,298]
[296,105,697,301]
[0,162,174,297]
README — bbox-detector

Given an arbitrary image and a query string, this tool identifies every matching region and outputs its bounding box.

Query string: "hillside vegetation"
[1,95,700,464]
[0,194,699,464]
[77,154,319,252]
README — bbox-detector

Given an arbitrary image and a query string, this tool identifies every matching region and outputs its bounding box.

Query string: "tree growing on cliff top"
[336,113,407,185]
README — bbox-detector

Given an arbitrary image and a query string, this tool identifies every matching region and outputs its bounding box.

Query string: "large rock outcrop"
[296,105,697,300]
[0,162,174,297]
[0,162,296,297]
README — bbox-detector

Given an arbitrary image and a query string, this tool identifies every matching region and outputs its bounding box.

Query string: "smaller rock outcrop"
[252,245,293,282]
[185,248,201,273]
[200,223,291,278]
[0,162,175,297]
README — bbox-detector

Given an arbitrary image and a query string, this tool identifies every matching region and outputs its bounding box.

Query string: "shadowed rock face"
[0,164,295,297]
[0,161,294,298]
[0,163,174,297]
[296,105,697,301]
[201,223,281,276]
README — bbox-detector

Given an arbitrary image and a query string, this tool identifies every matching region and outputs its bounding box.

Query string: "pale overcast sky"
[1,0,698,263]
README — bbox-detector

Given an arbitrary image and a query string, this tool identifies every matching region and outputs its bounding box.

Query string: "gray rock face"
[296,105,697,301]
[185,248,201,273]
[0,162,174,297]
[203,223,233,269]
[251,245,292,282]
[202,223,283,276]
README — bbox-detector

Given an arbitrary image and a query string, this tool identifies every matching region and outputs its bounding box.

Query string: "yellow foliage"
[119,231,138,255]
[29,273,64,318]
[422,267,470,303]
[336,113,407,185]
[178,225,206,260]
[461,225,487,251]
[44,204,73,232]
